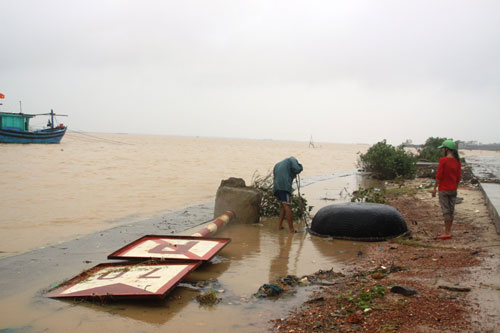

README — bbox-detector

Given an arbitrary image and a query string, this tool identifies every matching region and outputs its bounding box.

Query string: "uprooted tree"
[252,173,312,221]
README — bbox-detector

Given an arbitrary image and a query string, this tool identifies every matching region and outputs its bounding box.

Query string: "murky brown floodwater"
[2,135,497,332]
[0,134,371,332]
[0,133,367,257]
[0,212,367,332]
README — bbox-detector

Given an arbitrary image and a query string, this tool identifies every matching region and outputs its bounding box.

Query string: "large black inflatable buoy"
[310,203,409,241]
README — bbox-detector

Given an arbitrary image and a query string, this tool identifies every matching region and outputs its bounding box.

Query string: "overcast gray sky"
[1,0,499,144]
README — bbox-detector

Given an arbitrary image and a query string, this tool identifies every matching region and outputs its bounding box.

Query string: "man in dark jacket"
[273,156,303,233]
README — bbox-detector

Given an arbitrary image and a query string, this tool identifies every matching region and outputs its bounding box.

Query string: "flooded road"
[299,171,379,215]
[0,223,366,333]
[0,174,370,332]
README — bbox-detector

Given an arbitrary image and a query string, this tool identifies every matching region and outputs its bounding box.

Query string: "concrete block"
[214,177,262,224]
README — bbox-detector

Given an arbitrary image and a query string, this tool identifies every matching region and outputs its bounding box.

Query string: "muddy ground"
[269,178,500,332]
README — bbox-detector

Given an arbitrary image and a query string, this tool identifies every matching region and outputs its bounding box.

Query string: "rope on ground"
[66,130,134,145]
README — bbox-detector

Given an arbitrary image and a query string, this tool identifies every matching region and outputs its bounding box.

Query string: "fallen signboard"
[46,213,234,300]
[46,261,201,299]
[107,235,231,262]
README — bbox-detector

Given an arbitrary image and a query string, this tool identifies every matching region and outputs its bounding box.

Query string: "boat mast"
[50,109,54,129]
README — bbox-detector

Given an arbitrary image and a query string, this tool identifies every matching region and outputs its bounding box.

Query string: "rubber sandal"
[437,234,452,240]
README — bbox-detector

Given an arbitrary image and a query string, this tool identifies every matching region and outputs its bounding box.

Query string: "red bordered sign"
[46,261,201,299]
[107,235,231,261]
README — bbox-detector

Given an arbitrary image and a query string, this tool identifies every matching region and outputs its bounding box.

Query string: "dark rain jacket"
[273,156,303,195]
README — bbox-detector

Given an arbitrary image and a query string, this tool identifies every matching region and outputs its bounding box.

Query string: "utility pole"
[309,135,315,148]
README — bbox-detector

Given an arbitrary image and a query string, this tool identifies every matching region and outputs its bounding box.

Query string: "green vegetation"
[358,140,417,180]
[416,136,448,162]
[351,187,387,204]
[351,182,418,203]
[385,186,418,197]
[252,173,312,220]
[336,285,386,311]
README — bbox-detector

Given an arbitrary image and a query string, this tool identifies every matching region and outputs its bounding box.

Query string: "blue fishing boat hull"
[0,127,67,144]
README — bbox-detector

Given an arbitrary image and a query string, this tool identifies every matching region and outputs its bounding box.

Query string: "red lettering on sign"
[138,268,162,279]
[148,239,202,259]
[97,269,128,280]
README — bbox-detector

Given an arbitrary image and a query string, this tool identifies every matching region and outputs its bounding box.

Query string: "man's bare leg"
[283,203,295,233]
[444,216,453,236]
[278,206,285,230]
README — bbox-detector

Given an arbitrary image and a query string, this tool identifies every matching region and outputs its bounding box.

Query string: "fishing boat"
[0,109,67,144]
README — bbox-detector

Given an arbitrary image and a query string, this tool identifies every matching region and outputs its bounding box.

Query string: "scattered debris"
[179,278,221,291]
[255,270,345,298]
[306,296,324,304]
[371,272,385,280]
[299,277,310,286]
[196,290,221,305]
[438,285,471,292]
[270,176,494,332]
[390,285,418,296]
[276,275,300,287]
[254,284,283,298]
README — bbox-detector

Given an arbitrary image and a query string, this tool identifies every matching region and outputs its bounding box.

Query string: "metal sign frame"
[46,261,201,299]
[107,235,231,262]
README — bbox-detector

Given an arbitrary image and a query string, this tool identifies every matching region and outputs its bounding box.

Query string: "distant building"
[404,139,413,145]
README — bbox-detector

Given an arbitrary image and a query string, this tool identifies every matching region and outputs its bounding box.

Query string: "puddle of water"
[0,173,372,332]
[0,223,366,332]
[300,172,380,215]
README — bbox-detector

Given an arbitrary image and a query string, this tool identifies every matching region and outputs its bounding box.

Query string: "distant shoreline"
[404,143,500,152]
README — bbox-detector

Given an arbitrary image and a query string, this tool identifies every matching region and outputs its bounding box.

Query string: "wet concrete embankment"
[467,155,500,233]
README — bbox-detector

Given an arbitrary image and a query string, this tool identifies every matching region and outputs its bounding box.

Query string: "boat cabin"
[0,112,34,132]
